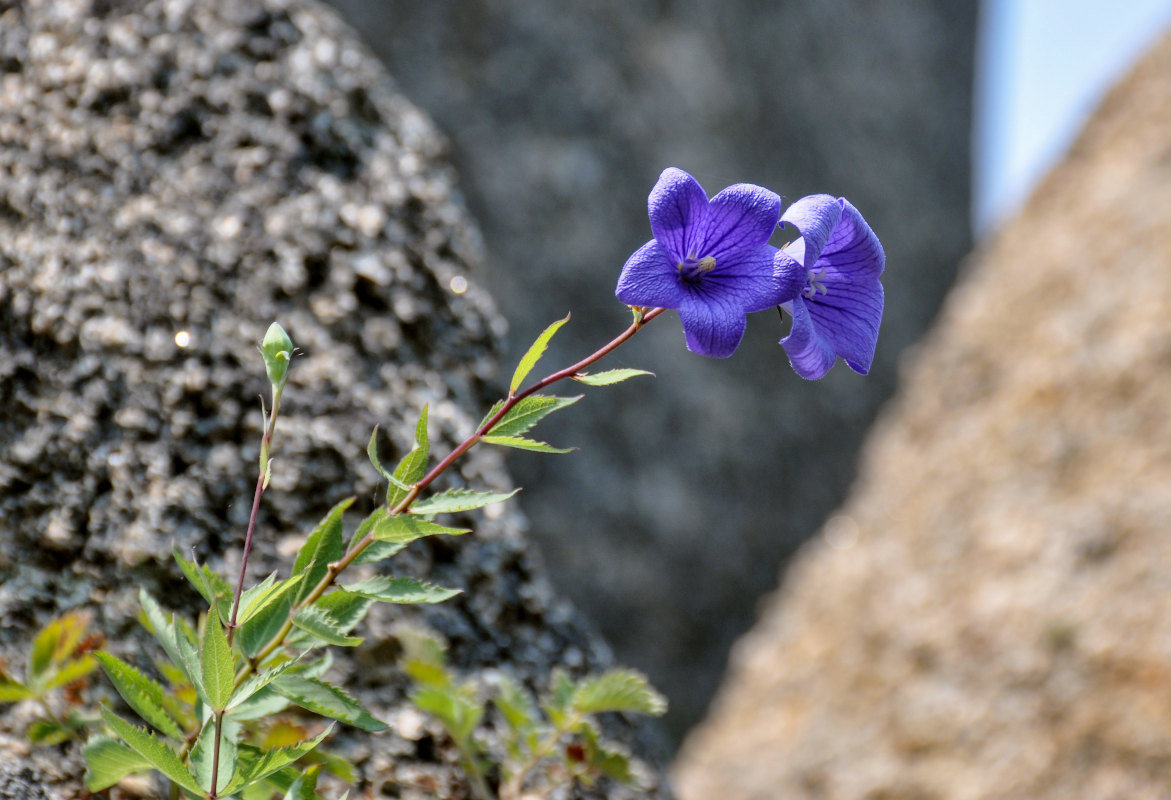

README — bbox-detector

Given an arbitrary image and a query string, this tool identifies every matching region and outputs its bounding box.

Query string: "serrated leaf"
[83,735,154,792]
[173,550,232,616]
[387,406,431,507]
[27,717,72,745]
[410,488,519,516]
[201,614,234,711]
[481,435,574,454]
[494,674,539,742]
[291,606,363,648]
[271,674,386,732]
[511,314,570,395]
[99,707,204,796]
[283,768,322,800]
[307,591,373,635]
[370,514,470,544]
[367,427,410,492]
[222,729,332,795]
[43,653,97,690]
[28,611,90,686]
[94,653,184,739]
[0,674,32,703]
[237,574,304,628]
[227,686,291,721]
[482,394,581,438]
[292,498,353,604]
[226,658,298,713]
[341,576,461,605]
[138,591,204,701]
[571,368,655,386]
[410,685,482,741]
[190,716,239,795]
[570,669,666,716]
[235,592,295,661]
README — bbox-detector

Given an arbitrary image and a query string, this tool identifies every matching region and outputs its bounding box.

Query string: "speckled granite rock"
[674,28,1171,800]
[0,0,668,796]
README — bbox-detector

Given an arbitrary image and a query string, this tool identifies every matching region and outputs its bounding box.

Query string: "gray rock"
[321,0,976,740]
[0,0,668,796]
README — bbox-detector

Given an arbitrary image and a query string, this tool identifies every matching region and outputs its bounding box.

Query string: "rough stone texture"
[674,28,1171,800]
[0,0,668,797]
[321,0,976,740]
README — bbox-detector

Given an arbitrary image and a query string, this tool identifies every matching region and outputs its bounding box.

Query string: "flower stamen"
[803,267,828,299]
[678,255,717,283]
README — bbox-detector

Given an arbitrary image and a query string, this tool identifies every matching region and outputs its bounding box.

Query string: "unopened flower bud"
[261,322,293,388]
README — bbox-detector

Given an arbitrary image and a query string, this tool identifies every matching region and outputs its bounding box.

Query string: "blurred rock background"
[675,28,1171,799]
[321,0,977,741]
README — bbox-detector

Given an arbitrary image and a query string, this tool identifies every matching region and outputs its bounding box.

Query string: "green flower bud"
[261,322,293,388]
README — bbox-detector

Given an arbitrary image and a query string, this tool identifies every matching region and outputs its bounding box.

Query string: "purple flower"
[615,168,793,358]
[774,195,885,380]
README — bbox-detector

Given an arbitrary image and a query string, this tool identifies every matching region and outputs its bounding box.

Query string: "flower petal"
[648,168,710,263]
[780,296,837,380]
[697,183,782,262]
[779,194,842,270]
[805,277,884,374]
[772,248,807,306]
[701,244,786,312]
[615,239,689,309]
[677,292,749,358]
[816,198,885,282]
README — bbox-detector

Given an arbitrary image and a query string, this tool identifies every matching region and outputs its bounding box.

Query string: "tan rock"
[674,29,1171,800]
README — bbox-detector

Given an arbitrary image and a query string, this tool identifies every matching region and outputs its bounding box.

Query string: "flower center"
[678,255,717,283]
[802,267,828,299]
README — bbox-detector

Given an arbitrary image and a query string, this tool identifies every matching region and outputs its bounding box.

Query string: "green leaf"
[201,613,235,711]
[410,685,482,742]
[227,686,290,721]
[572,368,655,386]
[94,653,184,739]
[481,435,574,454]
[482,394,581,438]
[283,768,322,800]
[367,427,407,490]
[0,674,32,703]
[292,498,354,604]
[341,576,461,605]
[99,707,204,797]
[83,735,154,792]
[173,550,232,617]
[410,488,519,516]
[494,674,539,736]
[291,606,363,647]
[308,592,373,635]
[237,574,303,628]
[227,659,299,713]
[271,674,386,732]
[235,591,296,661]
[27,611,91,687]
[43,653,97,690]
[370,514,470,544]
[388,406,431,507]
[138,591,204,701]
[570,669,667,716]
[27,717,73,745]
[222,729,332,795]
[510,314,570,395]
[190,716,239,795]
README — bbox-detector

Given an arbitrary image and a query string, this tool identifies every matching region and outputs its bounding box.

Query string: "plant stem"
[227,386,283,644]
[501,713,580,800]
[208,709,225,799]
[236,307,664,683]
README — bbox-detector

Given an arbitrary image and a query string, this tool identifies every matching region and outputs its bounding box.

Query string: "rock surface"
[321,0,977,740]
[674,28,1171,800]
[0,0,667,796]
